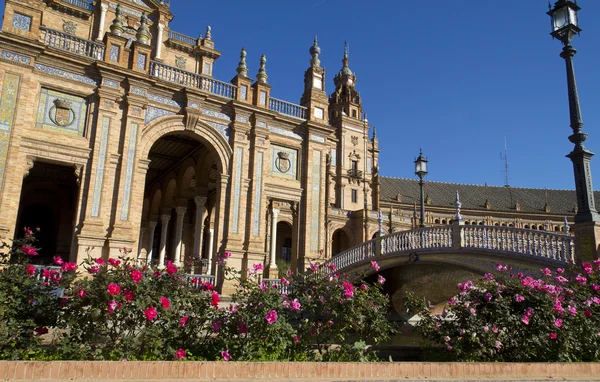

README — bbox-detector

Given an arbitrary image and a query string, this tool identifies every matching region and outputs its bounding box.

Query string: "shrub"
[405,263,600,362]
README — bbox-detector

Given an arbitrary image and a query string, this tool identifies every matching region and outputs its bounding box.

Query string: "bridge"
[322,223,575,279]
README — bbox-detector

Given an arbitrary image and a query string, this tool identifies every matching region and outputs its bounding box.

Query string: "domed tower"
[300,36,329,123]
[329,42,362,120]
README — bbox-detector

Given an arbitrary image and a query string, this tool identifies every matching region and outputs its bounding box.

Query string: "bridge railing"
[322,223,575,274]
[462,225,574,263]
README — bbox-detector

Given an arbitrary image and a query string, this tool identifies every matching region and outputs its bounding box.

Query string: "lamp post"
[414,149,428,228]
[548,0,600,223]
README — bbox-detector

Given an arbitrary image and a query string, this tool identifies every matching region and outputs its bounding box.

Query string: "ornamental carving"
[49,99,75,127]
[275,151,291,173]
[175,56,187,69]
[351,136,358,146]
[62,20,77,35]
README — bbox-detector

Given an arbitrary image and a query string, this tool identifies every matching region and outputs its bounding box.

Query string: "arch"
[163,178,177,208]
[150,189,162,216]
[141,198,150,221]
[140,115,232,175]
[178,164,197,199]
[331,229,350,256]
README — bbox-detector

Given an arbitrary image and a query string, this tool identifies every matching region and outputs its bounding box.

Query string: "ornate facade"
[0,0,582,290]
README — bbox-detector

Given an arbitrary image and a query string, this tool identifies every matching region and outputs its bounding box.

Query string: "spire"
[236,48,248,77]
[333,41,355,88]
[372,125,377,140]
[109,4,124,36]
[205,26,212,40]
[135,12,150,44]
[310,35,321,67]
[256,54,268,84]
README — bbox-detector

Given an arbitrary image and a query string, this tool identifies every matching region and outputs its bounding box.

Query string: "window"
[351,160,358,171]
[314,107,324,119]
[351,189,357,203]
[352,109,357,118]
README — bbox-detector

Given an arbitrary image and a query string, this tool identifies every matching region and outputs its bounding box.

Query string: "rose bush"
[405,262,600,362]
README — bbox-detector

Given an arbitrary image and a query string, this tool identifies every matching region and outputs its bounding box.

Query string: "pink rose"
[378,275,386,284]
[175,349,186,359]
[180,316,188,327]
[21,245,38,256]
[130,270,143,283]
[515,294,525,302]
[160,296,170,310]
[124,290,135,302]
[290,298,301,311]
[144,306,158,321]
[61,262,77,272]
[211,291,220,307]
[95,258,104,265]
[521,316,530,325]
[53,256,64,265]
[221,350,230,361]
[554,318,563,328]
[107,300,117,313]
[107,283,121,295]
[108,258,121,267]
[165,262,178,275]
[371,261,380,272]
[309,263,319,272]
[549,332,557,340]
[25,264,35,276]
[77,289,86,298]
[265,310,278,324]
[89,265,100,274]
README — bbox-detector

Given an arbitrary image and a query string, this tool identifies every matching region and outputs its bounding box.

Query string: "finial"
[344,41,349,59]
[256,54,268,83]
[110,4,124,36]
[236,47,248,77]
[309,35,321,67]
[372,126,377,140]
[564,216,570,235]
[378,209,384,235]
[205,26,212,40]
[135,11,151,45]
[455,191,462,221]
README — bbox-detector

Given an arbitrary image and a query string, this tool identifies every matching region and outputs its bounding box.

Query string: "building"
[0,0,580,287]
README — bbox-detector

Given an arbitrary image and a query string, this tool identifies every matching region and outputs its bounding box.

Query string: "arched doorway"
[275,221,293,275]
[15,162,79,263]
[331,229,350,256]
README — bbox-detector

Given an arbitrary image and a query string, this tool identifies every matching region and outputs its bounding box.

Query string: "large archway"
[137,117,231,275]
[15,162,79,263]
[331,229,350,256]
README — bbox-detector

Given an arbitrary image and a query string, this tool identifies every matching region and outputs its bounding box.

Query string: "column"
[136,227,146,266]
[207,227,215,275]
[158,214,170,268]
[146,221,157,265]
[193,196,207,259]
[97,3,109,41]
[270,208,280,268]
[155,24,164,59]
[173,206,187,267]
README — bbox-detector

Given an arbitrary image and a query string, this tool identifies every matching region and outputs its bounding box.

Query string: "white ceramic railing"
[167,30,197,46]
[269,97,307,119]
[40,26,105,60]
[150,61,237,99]
[185,273,216,287]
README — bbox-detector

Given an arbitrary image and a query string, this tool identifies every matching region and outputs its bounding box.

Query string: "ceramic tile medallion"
[271,145,297,180]
[36,88,88,136]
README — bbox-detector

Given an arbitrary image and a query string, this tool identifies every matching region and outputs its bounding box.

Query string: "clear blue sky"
[165,0,600,191]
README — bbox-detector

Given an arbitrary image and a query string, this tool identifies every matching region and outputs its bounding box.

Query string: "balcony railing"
[40,26,105,60]
[186,274,216,287]
[347,168,363,178]
[150,61,237,99]
[167,30,197,46]
[61,0,93,10]
[269,97,307,119]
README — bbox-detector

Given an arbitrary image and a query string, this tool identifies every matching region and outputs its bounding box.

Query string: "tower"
[300,36,329,123]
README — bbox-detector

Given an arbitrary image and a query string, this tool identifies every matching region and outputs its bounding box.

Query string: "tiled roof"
[379,177,590,215]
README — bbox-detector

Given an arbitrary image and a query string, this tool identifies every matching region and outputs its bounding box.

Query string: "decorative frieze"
[35,88,88,136]
[206,121,230,141]
[102,79,119,89]
[145,106,174,124]
[130,87,147,96]
[236,115,248,123]
[0,73,20,191]
[120,123,138,220]
[91,117,110,217]
[231,147,243,234]
[0,50,31,65]
[34,63,98,86]
[148,93,181,107]
[268,125,303,140]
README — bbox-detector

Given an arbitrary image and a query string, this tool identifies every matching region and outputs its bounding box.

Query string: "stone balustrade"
[167,30,197,46]
[269,97,307,119]
[40,26,105,60]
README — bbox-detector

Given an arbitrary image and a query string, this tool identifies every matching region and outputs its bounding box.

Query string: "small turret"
[256,54,268,84]
[236,48,248,77]
[310,35,321,67]
[109,4,124,37]
[135,12,151,45]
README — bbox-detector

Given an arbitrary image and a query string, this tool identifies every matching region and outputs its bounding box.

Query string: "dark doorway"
[331,229,350,256]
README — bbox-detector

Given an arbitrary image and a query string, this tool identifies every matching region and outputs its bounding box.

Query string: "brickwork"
[0,361,599,380]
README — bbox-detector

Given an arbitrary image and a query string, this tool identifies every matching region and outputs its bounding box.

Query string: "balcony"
[167,30,198,46]
[347,168,363,178]
[40,26,105,60]
[150,61,237,99]
[269,97,307,120]
[61,0,93,10]
[46,0,93,18]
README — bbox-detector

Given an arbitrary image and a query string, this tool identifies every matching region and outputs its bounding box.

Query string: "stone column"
[207,227,215,275]
[155,24,164,59]
[173,206,187,267]
[193,196,207,260]
[97,3,109,41]
[137,227,146,266]
[146,221,157,265]
[270,208,280,268]
[158,214,170,268]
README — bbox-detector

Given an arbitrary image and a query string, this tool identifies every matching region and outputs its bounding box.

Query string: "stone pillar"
[267,207,279,277]
[158,214,170,268]
[97,3,109,41]
[136,227,145,265]
[207,227,215,275]
[146,221,157,265]
[193,196,207,260]
[155,24,164,59]
[173,206,187,267]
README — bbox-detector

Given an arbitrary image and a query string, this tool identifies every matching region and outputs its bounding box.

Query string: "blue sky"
[166,0,600,190]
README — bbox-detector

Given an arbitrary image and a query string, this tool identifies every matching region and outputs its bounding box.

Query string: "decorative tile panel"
[103,79,119,88]
[202,108,231,121]
[259,91,266,106]
[62,20,77,34]
[148,93,181,107]
[175,56,187,69]
[231,147,243,234]
[91,117,110,217]
[136,53,147,70]
[271,145,297,180]
[1,50,31,65]
[0,73,21,191]
[268,125,303,140]
[253,151,263,236]
[310,134,325,143]
[131,87,147,96]
[36,88,88,136]
[206,121,231,141]
[239,85,247,101]
[311,150,321,251]
[12,13,31,31]
[34,63,98,86]
[189,102,201,109]
[257,121,266,128]
[236,115,248,123]
[109,45,120,62]
[145,106,175,124]
[120,123,138,220]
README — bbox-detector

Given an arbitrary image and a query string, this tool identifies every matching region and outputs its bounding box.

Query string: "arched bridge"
[322,224,575,278]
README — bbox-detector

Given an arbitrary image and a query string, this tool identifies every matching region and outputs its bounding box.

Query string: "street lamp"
[414,148,428,228]
[547,0,600,223]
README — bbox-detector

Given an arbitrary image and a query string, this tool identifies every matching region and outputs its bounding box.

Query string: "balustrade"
[150,61,237,99]
[186,274,215,287]
[263,278,289,294]
[62,0,93,10]
[269,97,307,119]
[167,30,198,46]
[40,26,105,60]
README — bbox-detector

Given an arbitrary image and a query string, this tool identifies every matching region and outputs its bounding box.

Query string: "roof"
[379,176,589,215]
